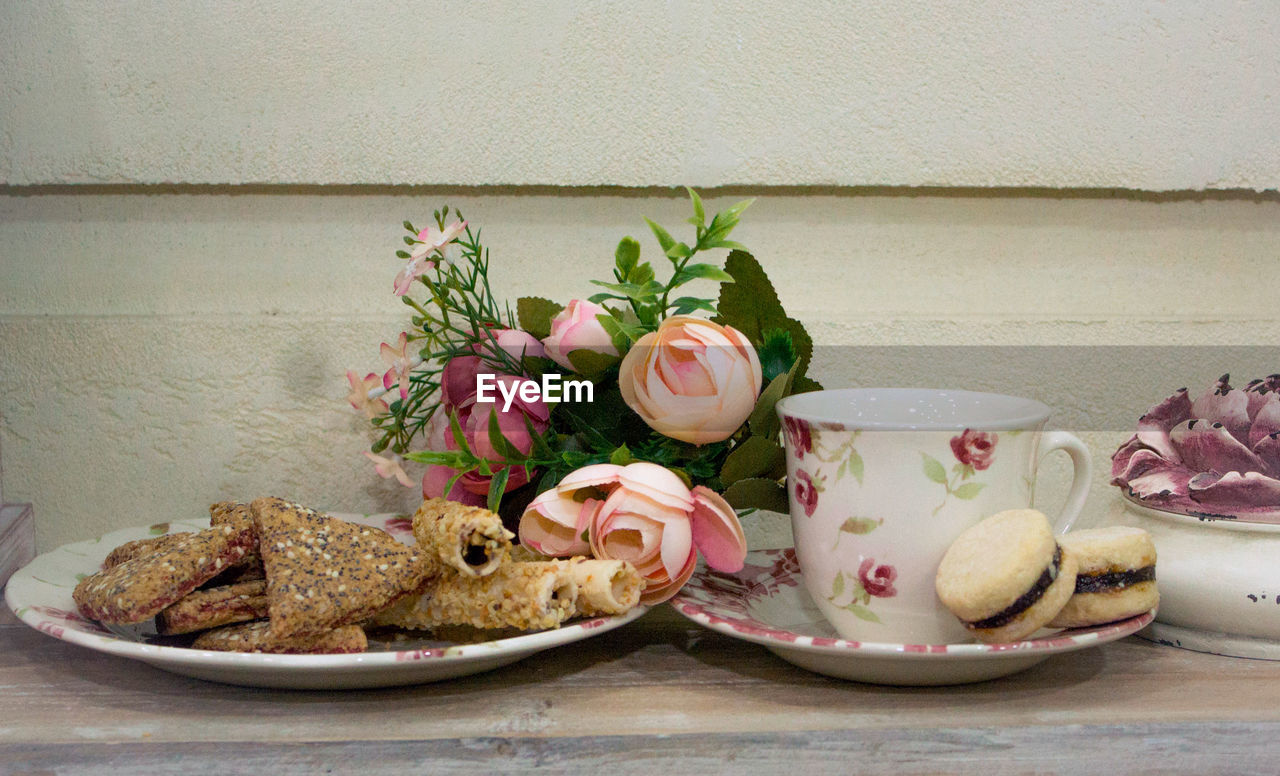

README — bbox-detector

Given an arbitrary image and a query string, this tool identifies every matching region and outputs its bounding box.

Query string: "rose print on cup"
[783,417,814,459]
[924,429,998,515]
[858,558,898,598]
[793,470,823,516]
[827,556,898,623]
[950,429,997,470]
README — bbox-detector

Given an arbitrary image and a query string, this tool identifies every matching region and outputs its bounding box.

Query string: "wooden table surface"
[2,597,1278,776]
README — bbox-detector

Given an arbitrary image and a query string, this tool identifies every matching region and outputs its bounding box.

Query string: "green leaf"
[846,604,882,623]
[627,262,655,286]
[447,411,471,454]
[589,279,662,304]
[831,572,845,598]
[487,466,511,512]
[702,239,748,252]
[403,220,416,232]
[395,250,410,259]
[615,237,641,278]
[720,436,785,486]
[566,348,622,380]
[922,453,947,484]
[686,186,706,227]
[558,404,620,453]
[644,217,677,253]
[487,411,525,462]
[523,413,557,459]
[952,483,986,500]
[712,251,814,384]
[748,359,798,439]
[596,313,645,350]
[669,296,717,315]
[609,444,636,466]
[839,516,883,535]
[404,448,475,467]
[722,477,789,513]
[666,242,693,260]
[722,198,755,221]
[846,449,865,484]
[516,297,564,340]
[757,328,798,384]
[671,262,735,286]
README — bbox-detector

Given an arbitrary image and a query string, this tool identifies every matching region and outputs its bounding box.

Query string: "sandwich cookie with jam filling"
[935,509,1078,643]
[1048,526,1157,628]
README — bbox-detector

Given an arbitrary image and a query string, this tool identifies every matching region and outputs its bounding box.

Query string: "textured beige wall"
[3,2,1278,549]
[3,1,1279,189]
[2,190,1278,549]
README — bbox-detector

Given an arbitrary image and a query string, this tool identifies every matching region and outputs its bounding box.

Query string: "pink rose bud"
[542,299,619,370]
[519,462,747,605]
[618,316,763,445]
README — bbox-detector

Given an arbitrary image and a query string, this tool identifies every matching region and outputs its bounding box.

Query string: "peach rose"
[618,316,763,445]
[518,462,747,604]
[542,299,619,370]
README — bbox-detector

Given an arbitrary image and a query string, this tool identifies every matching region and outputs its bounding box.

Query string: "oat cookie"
[935,509,1078,643]
[1049,526,1158,628]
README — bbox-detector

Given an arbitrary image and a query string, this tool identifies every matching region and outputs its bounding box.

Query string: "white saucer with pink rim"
[670,548,1155,685]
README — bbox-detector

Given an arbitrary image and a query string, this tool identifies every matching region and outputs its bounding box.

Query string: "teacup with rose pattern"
[776,389,1091,644]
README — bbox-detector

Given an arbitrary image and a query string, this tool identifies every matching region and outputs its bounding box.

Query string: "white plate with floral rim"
[670,548,1155,685]
[4,513,646,689]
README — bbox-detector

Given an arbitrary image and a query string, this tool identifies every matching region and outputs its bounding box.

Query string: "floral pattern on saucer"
[672,548,1155,656]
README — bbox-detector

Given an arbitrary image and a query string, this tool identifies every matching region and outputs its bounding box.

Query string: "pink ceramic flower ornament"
[1112,374,1280,517]
[346,370,389,419]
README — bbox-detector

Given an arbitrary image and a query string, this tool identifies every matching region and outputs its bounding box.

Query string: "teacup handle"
[1038,431,1092,534]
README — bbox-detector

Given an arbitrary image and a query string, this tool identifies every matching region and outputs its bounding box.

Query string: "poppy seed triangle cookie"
[103,533,194,569]
[1049,526,1158,628]
[73,523,256,624]
[156,580,269,635]
[251,497,432,638]
[935,509,1078,643]
[193,620,367,654]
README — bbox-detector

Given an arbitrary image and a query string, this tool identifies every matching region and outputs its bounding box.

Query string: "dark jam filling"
[966,546,1062,631]
[463,544,490,568]
[1075,565,1155,594]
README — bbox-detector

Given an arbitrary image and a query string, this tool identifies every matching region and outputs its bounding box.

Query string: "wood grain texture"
[3,723,1278,776]
[2,602,1277,774]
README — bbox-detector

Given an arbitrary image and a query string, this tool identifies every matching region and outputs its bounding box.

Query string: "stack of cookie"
[72,496,645,654]
[935,509,1158,643]
[73,497,431,654]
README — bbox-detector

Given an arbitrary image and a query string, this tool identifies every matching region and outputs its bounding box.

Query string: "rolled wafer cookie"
[412,498,514,577]
[371,561,578,631]
[556,557,643,616]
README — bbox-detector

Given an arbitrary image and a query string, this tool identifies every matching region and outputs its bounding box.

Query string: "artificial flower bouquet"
[347,190,820,603]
